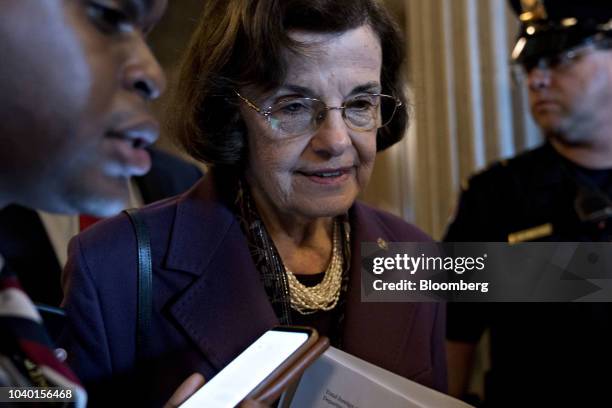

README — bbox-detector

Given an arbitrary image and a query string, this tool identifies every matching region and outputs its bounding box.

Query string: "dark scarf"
[235,181,293,324]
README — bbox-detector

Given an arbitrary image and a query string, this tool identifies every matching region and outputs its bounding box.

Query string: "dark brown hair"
[169,0,407,167]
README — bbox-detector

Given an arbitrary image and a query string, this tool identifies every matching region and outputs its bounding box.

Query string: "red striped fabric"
[1,255,86,406]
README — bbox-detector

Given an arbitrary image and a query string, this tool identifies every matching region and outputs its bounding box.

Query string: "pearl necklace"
[284,219,344,315]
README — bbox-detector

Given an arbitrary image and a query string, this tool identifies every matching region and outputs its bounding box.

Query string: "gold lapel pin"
[377,238,388,250]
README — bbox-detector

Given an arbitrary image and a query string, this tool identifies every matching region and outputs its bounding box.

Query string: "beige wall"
[366,0,541,238]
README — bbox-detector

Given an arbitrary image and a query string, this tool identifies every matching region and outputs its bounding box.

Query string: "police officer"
[445,1,612,406]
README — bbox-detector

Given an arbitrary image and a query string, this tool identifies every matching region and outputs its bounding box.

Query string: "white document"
[283,347,473,408]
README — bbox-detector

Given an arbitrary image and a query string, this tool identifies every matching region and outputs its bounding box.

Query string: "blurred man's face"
[0,0,167,216]
[526,45,612,146]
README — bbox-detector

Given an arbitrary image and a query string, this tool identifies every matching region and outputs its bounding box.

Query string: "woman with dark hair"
[60,0,446,404]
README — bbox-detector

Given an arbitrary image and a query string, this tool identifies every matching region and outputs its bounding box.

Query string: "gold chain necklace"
[284,219,344,315]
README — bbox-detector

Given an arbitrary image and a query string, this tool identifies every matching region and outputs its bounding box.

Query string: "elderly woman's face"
[241,25,382,220]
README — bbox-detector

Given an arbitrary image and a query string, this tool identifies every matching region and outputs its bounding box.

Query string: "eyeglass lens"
[519,45,593,74]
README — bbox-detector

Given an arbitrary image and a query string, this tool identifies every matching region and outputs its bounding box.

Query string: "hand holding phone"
[164,373,206,408]
[179,326,328,408]
[164,373,270,408]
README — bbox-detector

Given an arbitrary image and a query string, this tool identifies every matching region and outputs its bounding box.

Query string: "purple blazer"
[60,177,446,405]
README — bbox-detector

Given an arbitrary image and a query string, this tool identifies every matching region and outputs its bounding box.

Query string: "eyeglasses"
[235,91,402,138]
[510,36,612,84]
[520,45,595,74]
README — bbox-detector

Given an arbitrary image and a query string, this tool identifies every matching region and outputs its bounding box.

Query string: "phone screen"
[180,329,310,408]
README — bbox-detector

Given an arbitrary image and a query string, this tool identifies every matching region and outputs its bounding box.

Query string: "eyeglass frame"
[234,90,402,136]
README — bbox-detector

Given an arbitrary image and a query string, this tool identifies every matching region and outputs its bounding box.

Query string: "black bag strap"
[124,208,153,359]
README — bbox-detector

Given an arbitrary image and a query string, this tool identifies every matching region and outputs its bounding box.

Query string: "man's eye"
[549,50,583,70]
[547,54,566,69]
[558,52,579,66]
[86,2,135,34]
[521,58,539,73]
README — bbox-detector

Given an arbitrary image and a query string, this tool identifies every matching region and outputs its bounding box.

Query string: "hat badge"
[519,0,548,23]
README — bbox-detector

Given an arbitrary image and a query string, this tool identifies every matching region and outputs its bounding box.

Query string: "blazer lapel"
[165,178,278,371]
[342,203,418,374]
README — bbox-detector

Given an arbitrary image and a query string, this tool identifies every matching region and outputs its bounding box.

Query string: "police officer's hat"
[509,0,612,65]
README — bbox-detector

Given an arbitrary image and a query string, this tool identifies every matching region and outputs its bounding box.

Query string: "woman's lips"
[298,167,353,185]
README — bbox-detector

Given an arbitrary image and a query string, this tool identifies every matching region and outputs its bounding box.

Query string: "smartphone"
[179,326,324,408]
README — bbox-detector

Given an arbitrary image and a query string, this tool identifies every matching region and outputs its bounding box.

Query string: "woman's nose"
[310,109,352,158]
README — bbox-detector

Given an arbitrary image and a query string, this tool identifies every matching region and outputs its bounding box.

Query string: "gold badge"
[519,0,548,22]
[507,223,553,244]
